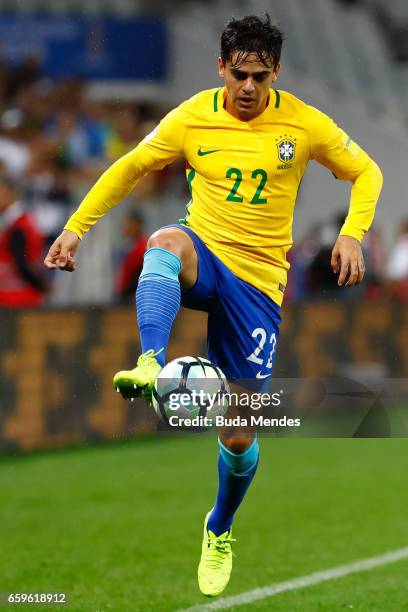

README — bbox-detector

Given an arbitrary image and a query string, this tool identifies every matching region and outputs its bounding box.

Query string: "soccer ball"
[152,356,230,427]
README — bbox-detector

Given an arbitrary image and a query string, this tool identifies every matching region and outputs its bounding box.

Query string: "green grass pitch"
[1,435,408,611]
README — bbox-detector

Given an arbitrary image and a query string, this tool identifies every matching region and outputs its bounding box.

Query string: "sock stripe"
[139,273,180,285]
[137,281,180,320]
[137,295,180,313]
[136,276,181,364]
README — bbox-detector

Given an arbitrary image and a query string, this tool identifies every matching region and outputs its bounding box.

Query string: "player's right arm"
[44,107,186,271]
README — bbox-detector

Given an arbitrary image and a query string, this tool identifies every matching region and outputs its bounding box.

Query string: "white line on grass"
[179,546,408,611]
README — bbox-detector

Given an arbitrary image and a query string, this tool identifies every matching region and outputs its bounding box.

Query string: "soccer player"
[44,14,383,597]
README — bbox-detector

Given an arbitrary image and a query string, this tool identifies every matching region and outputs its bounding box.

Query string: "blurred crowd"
[1,54,408,308]
[286,213,408,302]
[0,53,187,307]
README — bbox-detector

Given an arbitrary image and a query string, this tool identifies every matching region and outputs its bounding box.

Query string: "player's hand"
[331,235,365,287]
[44,229,81,272]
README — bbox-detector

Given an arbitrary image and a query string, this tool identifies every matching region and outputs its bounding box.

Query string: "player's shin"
[136,247,182,366]
[207,437,259,536]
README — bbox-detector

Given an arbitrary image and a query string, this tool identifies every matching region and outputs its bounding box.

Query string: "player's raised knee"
[147,228,188,258]
[221,434,256,455]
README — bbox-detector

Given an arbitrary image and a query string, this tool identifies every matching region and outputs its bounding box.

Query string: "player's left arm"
[308,107,383,287]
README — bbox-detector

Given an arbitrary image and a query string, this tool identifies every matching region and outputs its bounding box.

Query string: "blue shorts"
[175,225,282,390]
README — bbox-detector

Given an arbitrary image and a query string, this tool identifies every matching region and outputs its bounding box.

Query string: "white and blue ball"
[152,356,229,426]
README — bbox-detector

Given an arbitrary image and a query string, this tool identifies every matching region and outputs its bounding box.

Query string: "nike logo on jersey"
[256,371,272,379]
[197,147,221,156]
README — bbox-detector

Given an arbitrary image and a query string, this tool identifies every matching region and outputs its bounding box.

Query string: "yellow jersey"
[65,87,383,305]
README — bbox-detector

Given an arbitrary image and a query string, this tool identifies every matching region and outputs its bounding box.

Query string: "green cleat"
[113,349,162,402]
[198,510,235,597]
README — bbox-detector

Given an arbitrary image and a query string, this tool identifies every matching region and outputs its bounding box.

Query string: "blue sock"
[207,438,259,536]
[136,247,181,366]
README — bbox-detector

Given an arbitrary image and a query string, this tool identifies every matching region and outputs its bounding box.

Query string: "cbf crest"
[275,135,297,169]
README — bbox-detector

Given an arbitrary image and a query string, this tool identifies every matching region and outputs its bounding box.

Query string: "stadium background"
[1,1,408,610]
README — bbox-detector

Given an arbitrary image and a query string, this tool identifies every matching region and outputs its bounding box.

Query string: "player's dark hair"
[220,13,283,69]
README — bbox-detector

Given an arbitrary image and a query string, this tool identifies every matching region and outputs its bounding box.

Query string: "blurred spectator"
[24,145,72,247]
[15,79,54,131]
[285,224,321,301]
[302,212,385,301]
[0,108,31,179]
[307,215,347,299]
[48,109,93,168]
[79,102,107,162]
[0,176,49,307]
[387,220,408,300]
[0,47,189,306]
[362,226,386,300]
[115,209,148,302]
[7,54,42,99]
[106,107,141,161]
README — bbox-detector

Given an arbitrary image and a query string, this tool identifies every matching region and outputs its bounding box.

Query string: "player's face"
[218,51,280,121]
